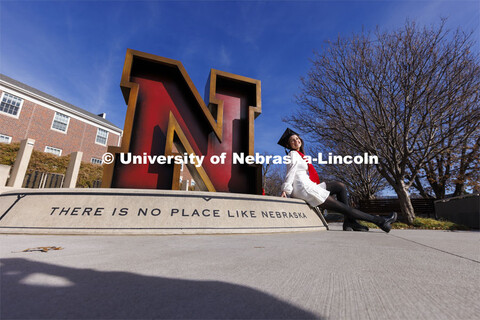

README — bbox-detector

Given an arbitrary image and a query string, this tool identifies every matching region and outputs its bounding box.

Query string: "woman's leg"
[319,196,397,232]
[324,181,368,230]
[319,195,384,225]
[324,181,349,204]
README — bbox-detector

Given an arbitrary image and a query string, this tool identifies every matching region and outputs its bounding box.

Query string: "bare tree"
[289,20,480,223]
[262,160,285,196]
[306,142,387,205]
[453,132,480,195]
[411,120,479,198]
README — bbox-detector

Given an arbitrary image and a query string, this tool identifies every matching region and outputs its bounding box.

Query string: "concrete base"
[0,189,327,235]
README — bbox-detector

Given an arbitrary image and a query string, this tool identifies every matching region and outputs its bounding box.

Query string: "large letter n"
[102,49,262,194]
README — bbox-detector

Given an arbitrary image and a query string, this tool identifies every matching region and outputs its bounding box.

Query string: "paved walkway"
[1,224,479,319]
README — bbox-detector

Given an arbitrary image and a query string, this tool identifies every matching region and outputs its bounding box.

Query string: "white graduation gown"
[281,150,330,207]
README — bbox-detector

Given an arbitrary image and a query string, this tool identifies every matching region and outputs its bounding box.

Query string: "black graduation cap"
[277,128,299,149]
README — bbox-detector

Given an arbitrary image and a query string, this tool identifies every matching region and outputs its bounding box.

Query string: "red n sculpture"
[102,49,262,194]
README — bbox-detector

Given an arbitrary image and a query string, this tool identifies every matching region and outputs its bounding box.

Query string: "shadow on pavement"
[1,258,320,319]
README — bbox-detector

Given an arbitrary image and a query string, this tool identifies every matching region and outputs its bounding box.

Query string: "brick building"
[0,74,122,163]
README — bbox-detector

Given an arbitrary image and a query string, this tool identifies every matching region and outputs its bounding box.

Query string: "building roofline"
[0,73,123,134]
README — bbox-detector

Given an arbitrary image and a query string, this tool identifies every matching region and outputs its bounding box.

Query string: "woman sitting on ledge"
[278,128,397,233]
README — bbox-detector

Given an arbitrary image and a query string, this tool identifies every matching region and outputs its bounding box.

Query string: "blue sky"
[1,0,478,156]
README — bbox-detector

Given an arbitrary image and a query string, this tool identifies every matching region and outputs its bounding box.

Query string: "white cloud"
[219,45,232,68]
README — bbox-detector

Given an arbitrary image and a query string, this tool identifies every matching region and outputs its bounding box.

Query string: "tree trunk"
[395,181,416,224]
[453,183,465,197]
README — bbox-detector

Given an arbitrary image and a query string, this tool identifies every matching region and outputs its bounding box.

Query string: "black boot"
[375,212,397,233]
[343,218,369,232]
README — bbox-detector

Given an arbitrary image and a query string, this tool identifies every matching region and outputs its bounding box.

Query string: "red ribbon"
[296,151,320,184]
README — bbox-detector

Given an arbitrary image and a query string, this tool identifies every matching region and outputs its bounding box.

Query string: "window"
[191,180,196,186]
[51,112,70,133]
[0,134,12,144]
[91,158,103,165]
[96,128,108,145]
[0,92,23,117]
[45,146,62,156]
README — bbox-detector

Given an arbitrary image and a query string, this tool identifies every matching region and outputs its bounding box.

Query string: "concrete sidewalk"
[1,224,479,319]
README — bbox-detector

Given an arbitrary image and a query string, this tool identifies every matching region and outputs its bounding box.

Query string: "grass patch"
[360,217,469,231]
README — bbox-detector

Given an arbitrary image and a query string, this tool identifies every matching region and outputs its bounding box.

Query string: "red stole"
[296,151,320,184]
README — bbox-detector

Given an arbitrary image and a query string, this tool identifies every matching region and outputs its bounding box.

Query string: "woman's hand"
[281,191,287,198]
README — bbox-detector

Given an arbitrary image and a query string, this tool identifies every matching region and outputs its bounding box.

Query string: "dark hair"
[287,134,305,154]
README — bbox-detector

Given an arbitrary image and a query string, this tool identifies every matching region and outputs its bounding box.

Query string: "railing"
[22,171,64,188]
[21,172,102,188]
[356,198,436,218]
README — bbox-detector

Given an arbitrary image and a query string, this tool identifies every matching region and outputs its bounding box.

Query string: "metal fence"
[22,171,64,188]
[356,198,436,218]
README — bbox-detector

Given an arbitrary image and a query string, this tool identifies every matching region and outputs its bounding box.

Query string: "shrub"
[0,142,103,188]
